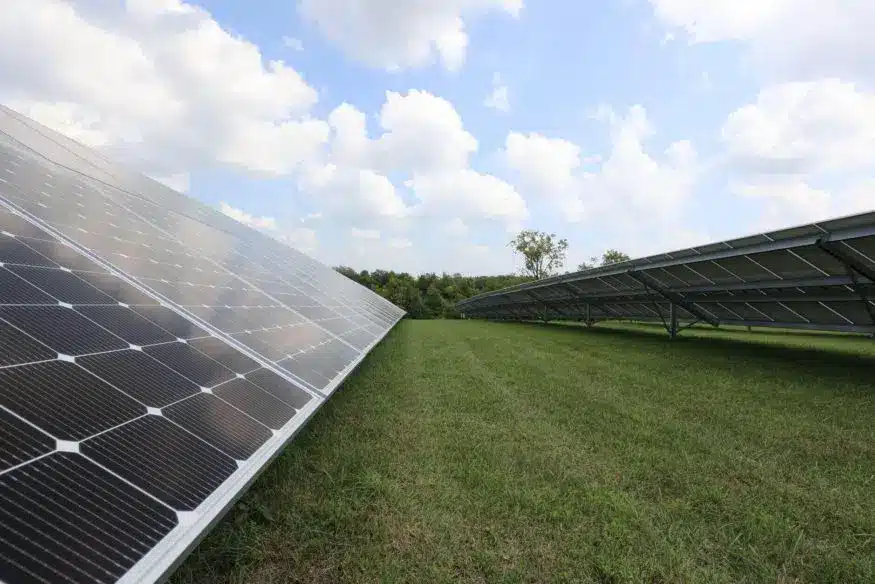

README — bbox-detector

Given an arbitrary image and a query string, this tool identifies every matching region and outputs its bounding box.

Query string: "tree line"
[334,268,533,319]
[335,229,631,318]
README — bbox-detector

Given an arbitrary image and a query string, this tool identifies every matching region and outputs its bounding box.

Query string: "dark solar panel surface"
[0,104,403,583]
[458,212,875,335]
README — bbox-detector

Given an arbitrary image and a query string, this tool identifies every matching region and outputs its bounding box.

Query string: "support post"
[627,270,720,330]
[585,303,592,327]
[669,303,678,339]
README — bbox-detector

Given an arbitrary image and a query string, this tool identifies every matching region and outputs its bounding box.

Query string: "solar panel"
[0,104,403,583]
[458,211,875,336]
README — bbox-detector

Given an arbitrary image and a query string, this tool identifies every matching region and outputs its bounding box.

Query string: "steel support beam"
[817,237,875,326]
[626,270,720,327]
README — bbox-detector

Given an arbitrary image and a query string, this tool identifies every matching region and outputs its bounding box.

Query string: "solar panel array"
[0,104,403,583]
[458,212,875,336]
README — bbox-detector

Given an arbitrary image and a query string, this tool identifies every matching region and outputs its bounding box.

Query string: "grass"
[171,319,875,584]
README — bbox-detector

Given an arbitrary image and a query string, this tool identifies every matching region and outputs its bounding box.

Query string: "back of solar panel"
[0,104,404,584]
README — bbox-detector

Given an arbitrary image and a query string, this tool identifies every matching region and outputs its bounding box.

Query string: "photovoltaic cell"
[0,361,146,440]
[163,393,272,460]
[82,415,237,511]
[0,407,55,472]
[212,378,297,429]
[0,266,55,304]
[0,453,179,584]
[72,270,161,305]
[77,350,200,408]
[75,305,177,346]
[0,305,129,355]
[0,103,403,584]
[245,368,314,408]
[20,236,108,272]
[6,265,115,304]
[186,336,261,374]
[0,234,58,267]
[143,341,237,387]
[0,319,56,366]
[131,304,209,339]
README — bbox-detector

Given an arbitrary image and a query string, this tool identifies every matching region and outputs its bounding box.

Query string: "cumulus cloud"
[649,0,875,81]
[149,172,191,193]
[298,0,523,71]
[721,79,875,228]
[282,36,304,51]
[484,73,510,113]
[504,132,586,221]
[219,202,278,230]
[388,237,413,249]
[722,79,875,177]
[305,90,525,230]
[277,227,318,254]
[443,218,469,237]
[0,0,326,179]
[351,227,381,240]
[502,105,699,244]
[407,169,528,227]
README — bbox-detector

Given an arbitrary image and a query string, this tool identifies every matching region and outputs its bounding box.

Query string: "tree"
[508,230,568,280]
[601,249,631,265]
[577,256,599,271]
[577,249,631,271]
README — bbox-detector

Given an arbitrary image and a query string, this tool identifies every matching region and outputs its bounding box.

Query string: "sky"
[2,0,873,275]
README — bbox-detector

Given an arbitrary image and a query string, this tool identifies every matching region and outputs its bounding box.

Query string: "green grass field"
[172,320,875,584]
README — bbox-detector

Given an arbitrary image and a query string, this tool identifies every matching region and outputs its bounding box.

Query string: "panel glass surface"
[0,104,403,584]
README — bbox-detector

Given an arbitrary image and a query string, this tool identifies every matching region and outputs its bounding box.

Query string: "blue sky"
[2,0,873,274]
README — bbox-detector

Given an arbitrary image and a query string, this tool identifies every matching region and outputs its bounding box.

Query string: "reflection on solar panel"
[0,104,404,583]
[458,211,875,337]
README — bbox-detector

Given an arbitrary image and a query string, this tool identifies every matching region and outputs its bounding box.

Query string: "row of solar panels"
[458,211,875,335]
[0,105,403,583]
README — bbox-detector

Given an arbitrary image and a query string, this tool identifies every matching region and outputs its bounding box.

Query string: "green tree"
[601,249,631,265]
[424,283,445,318]
[508,230,569,280]
[577,249,631,271]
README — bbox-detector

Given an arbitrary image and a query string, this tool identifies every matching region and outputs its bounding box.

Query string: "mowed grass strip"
[172,320,875,584]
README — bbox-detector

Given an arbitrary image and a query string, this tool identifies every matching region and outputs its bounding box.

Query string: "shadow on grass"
[488,319,875,390]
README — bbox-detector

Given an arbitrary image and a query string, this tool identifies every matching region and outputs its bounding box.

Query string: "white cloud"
[407,169,528,226]
[278,227,318,254]
[721,79,875,230]
[0,0,326,179]
[351,227,381,240]
[504,131,586,221]
[588,106,698,217]
[722,79,875,176]
[484,72,510,113]
[648,0,875,81]
[305,90,525,229]
[388,237,413,249]
[443,218,469,237]
[299,165,410,220]
[150,172,191,193]
[502,106,698,242]
[298,0,523,71]
[375,90,478,174]
[732,178,873,232]
[282,36,304,51]
[219,202,277,230]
